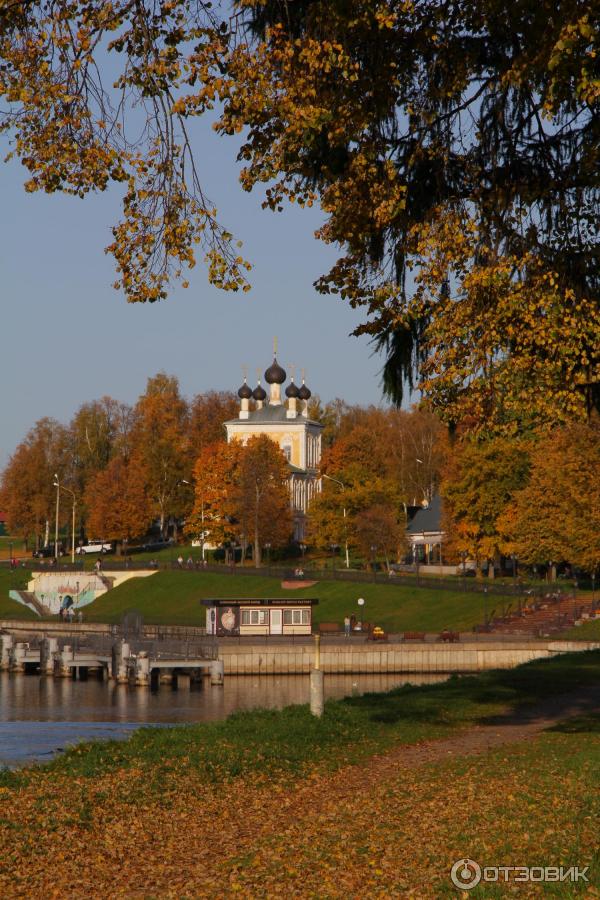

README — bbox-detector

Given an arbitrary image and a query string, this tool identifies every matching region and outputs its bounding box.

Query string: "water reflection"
[0,671,447,765]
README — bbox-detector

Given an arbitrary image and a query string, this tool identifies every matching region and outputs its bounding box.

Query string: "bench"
[318,622,341,633]
[438,630,460,643]
[403,631,426,641]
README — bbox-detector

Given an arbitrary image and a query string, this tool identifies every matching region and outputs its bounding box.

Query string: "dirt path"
[347,683,600,778]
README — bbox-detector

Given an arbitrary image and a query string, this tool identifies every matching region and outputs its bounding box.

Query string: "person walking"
[344,615,351,637]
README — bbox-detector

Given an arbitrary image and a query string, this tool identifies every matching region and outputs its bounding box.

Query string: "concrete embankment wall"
[219,641,600,675]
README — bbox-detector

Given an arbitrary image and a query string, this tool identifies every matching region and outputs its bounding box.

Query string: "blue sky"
[1,114,388,468]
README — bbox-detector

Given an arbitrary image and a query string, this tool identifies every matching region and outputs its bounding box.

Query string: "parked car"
[33,542,65,558]
[76,540,113,555]
[141,538,175,553]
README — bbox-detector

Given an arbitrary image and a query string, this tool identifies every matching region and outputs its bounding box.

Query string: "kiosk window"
[241,609,269,625]
[283,609,310,625]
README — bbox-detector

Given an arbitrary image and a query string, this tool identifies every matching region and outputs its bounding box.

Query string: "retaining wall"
[218,640,600,675]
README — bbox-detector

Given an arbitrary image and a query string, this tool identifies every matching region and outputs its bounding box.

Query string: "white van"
[76,540,112,555]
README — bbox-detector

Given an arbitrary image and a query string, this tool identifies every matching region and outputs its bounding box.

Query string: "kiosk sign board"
[216,605,240,636]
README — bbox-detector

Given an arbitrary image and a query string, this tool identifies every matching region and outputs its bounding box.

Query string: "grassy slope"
[85,570,489,631]
[0,568,37,619]
[1,564,595,635]
[561,618,600,640]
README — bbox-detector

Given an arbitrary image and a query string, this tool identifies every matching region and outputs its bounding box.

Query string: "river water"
[0,671,446,767]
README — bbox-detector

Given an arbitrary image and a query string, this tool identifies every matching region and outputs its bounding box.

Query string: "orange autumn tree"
[189,391,239,453]
[308,477,404,561]
[308,405,446,560]
[0,418,71,549]
[130,374,192,540]
[441,436,531,568]
[353,504,406,572]
[234,435,293,567]
[188,436,291,566]
[187,441,242,551]
[84,456,151,549]
[498,424,600,573]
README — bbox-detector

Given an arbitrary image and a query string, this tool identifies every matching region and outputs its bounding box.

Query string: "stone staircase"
[488,592,597,637]
[10,590,52,617]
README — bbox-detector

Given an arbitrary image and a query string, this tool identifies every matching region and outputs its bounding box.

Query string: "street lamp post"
[370,544,377,573]
[413,543,421,583]
[329,543,337,571]
[321,473,350,568]
[357,597,365,630]
[53,473,60,563]
[265,542,271,568]
[55,482,77,565]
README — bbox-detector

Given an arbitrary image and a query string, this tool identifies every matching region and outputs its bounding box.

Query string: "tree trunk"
[254,484,261,568]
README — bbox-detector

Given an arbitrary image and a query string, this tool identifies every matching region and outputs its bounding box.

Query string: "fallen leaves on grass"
[0,727,598,898]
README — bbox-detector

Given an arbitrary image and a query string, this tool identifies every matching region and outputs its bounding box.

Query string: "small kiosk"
[203,598,318,637]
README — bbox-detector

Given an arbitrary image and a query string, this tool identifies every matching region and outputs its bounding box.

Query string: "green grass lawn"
[83,569,497,631]
[0,567,37,619]
[0,564,588,634]
[561,618,600,641]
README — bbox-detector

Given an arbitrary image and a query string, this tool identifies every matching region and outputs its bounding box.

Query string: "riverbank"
[0,672,447,767]
[1,651,599,897]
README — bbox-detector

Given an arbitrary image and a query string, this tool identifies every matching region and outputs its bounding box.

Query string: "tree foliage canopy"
[497,423,600,572]
[222,0,600,429]
[2,1,598,427]
[441,435,531,562]
[187,434,292,564]
[0,0,251,302]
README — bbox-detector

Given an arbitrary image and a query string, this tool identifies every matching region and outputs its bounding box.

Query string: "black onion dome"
[238,381,253,400]
[264,357,286,384]
[285,380,300,398]
[253,383,267,401]
[298,382,311,400]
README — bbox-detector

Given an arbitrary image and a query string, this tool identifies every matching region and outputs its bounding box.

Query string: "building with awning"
[203,598,318,636]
